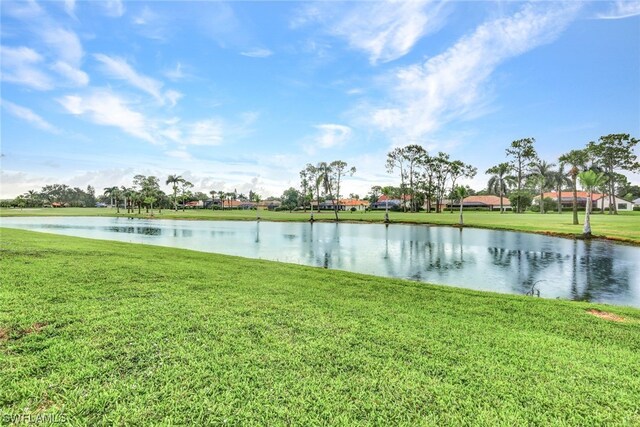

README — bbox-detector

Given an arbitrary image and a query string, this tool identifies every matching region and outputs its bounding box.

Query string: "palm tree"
[180,181,193,212]
[550,164,572,214]
[559,149,590,225]
[486,163,514,213]
[529,160,555,214]
[578,170,607,237]
[165,174,184,211]
[209,190,216,210]
[103,186,116,208]
[454,185,469,225]
[381,186,394,223]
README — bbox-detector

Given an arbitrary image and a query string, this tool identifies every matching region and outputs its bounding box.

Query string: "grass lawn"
[1,228,639,425]
[2,207,640,244]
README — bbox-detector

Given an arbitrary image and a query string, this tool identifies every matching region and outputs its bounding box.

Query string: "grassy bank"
[1,228,639,425]
[2,207,640,244]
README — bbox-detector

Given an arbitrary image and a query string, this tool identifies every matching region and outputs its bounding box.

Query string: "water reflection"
[2,216,638,307]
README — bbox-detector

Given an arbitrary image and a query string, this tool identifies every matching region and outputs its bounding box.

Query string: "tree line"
[4,134,638,220]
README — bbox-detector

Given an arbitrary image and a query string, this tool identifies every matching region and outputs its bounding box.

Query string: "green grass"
[2,207,640,244]
[1,228,639,425]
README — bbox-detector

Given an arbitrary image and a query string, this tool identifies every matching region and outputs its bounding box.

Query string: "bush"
[350,207,356,212]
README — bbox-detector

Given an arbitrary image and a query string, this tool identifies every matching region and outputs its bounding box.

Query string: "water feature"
[2,216,639,307]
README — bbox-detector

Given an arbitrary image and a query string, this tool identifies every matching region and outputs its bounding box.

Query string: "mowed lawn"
[2,207,639,244]
[1,228,639,425]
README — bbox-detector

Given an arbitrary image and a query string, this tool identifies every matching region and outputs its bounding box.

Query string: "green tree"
[281,187,299,212]
[558,148,590,224]
[529,160,555,214]
[506,138,537,213]
[486,162,514,214]
[550,164,572,214]
[386,147,409,212]
[166,174,184,211]
[578,170,607,237]
[587,134,640,214]
[454,185,469,225]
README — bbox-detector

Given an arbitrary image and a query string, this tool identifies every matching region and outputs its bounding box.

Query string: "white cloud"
[1,99,60,133]
[64,0,76,18]
[597,1,640,19]
[0,45,53,90]
[185,119,224,146]
[1,3,88,90]
[364,3,581,143]
[103,0,125,17]
[58,90,156,143]
[240,48,273,58]
[294,0,447,64]
[164,90,183,107]
[94,54,166,104]
[164,62,186,81]
[51,61,89,86]
[304,124,352,154]
[166,150,192,160]
[41,27,83,66]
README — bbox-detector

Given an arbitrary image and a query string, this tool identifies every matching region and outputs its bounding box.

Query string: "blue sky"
[1,0,639,199]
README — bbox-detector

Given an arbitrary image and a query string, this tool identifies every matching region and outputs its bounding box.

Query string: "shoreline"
[2,210,639,246]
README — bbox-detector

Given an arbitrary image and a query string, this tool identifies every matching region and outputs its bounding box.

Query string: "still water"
[2,216,639,307]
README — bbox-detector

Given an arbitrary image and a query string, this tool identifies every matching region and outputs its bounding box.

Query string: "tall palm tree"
[530,160,555,214]
[578,170,607,237]
[165,174,184,211]
[454,185,469,226]
[486,163,514,213]
[550,164,572,214]
[558,149,590,225]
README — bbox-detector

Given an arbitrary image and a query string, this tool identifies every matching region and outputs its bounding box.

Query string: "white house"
[594,195,634,212]
[633,197,640,207]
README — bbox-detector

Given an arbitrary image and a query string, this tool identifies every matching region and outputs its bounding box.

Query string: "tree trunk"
[583,192,592,237]
[540,189,544,214]
[459,202,464,226]
[572,174,579,225]
[556,186,562,214]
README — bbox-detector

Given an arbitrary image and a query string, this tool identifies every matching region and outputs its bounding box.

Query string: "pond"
[2,216,639,308]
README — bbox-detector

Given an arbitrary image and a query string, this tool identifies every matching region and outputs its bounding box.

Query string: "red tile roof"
[462,195,510,206]
[540,191,603,200]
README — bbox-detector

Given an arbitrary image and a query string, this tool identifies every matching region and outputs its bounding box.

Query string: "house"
[446,195,512,211]
[536,191,602,209]
[312,199,370,211]
[371,195,411,210]
[594,194,634,212]
[534,191,634,212]
[633,197,640,207]
[535,192,634,211]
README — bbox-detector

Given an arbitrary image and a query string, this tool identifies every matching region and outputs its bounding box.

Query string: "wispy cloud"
[1,99,60,133]
[293,0,448,64]
[362,3,581,143]
[0,46,53,90]
[240,48,273,58]
[58,90,156,143]
[303,123,352,154]
[185,119,224,146]
[64,0,76,18]
[51,60,89,86]
[102,0,125,18]
[596,1,640,19]
[166,150,193,161]
[163,62,186,81]
[1,0,87,88]
[94,54,179,105]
